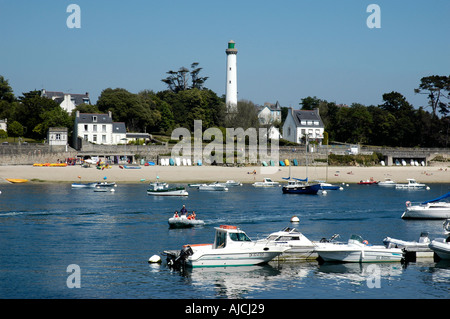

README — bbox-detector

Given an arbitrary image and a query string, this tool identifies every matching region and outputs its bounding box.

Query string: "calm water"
[0,181,449,299]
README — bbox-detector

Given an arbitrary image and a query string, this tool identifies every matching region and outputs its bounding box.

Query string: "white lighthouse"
[225,40,238,112]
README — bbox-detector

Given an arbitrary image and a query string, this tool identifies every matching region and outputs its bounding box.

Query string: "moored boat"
[315,234,403,263]
[395,178,428,190]
[357,178,378,185]
[378,178,396,186]
[165,225,287,268]
[71,182,98,188]
[198,182,228,191]
[429,237,450,260]
[252,178,279,187]
[256,227,318,260]
[282,178,321,195]
[383,232,434,259]
[401,192,450,219]
[147,181,188,196]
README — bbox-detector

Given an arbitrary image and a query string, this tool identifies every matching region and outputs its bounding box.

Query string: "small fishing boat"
[168,212,205,228]
[315,234,403,263]
[378,178,396,186]
[223,180,242,187]
[401,192,450,219]
[282,178,321,195]
[164,225,287,268]
[256,227,318,260]
[395,178,428,189]
[147,181,188,196]
[252,178,279,187]
[198,182,228,191]
[357,178,378,185]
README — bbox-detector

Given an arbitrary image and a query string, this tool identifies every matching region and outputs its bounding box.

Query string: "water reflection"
[182,264,281,298]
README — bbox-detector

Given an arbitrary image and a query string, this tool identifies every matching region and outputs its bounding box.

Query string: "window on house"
[84,125,88,131]
[288,127,291,136]
[102,135,106,143]
[93,135,97,142]
[83,135,88,141]
[56,133,61,140]
[102,125,106,132]
[92,116,97,122]
[93,125,97,132]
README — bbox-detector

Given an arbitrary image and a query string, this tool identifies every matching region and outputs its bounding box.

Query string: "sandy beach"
[0,164,448,184]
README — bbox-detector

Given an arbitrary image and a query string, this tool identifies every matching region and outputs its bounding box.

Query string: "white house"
[282,108,324,144]
[41,89,91,114]
[0,119,7,132]
[47,127,68,146]
[257,101,282,125]
[73,111,126,149]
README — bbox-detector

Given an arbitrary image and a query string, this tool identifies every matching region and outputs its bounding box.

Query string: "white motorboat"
[383,232,433,259]
[165,225,287,268]
[224,180,242,187]
[378,178,396,186]
[256,227,318,260]
[318,182,342,190]
[401,192,450,219]
[198,182,228,191]
[429,237,450,260]
[252,178,279,187]
[168,213,205,228]
[147,181,188,196]
[71,182,98,188]
[315,234,403,263]
[95,181,117,188]
[395,178,428,189]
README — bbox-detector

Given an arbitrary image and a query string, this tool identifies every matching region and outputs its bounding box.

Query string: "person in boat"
[174,211,179,218]
[180,205,187,216]
[187,211,196,220]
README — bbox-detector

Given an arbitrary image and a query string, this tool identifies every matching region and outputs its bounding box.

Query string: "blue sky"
[1,0,449,110]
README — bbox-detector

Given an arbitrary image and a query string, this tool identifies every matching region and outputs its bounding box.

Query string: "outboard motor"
[171,245,193,269]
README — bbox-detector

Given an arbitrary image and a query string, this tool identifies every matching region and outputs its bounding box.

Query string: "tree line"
[0,70,448,148]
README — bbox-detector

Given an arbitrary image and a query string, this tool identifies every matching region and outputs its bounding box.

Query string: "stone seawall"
[0,144,78,165]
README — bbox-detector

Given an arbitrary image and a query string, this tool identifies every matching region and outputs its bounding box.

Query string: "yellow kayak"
[6,179,28,183]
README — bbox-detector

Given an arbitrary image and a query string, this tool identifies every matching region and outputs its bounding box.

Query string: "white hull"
[315,235,403,263]
[198,185,228,191]
[402,203,450,219]
[188,248,283,267]
[256,227,318,260]
[429,239,450,260]
[147,189,188,196]
[316,246,403,263]
[168,217,204,227]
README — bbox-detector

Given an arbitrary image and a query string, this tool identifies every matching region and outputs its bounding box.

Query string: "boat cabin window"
[229,232,251,242]
[215,232,227,248]
[278,236,300,241]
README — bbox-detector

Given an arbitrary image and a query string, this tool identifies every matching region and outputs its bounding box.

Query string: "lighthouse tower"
[225,40,238,112]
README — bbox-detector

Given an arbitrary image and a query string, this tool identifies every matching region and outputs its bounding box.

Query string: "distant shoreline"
[0,164,449,184]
